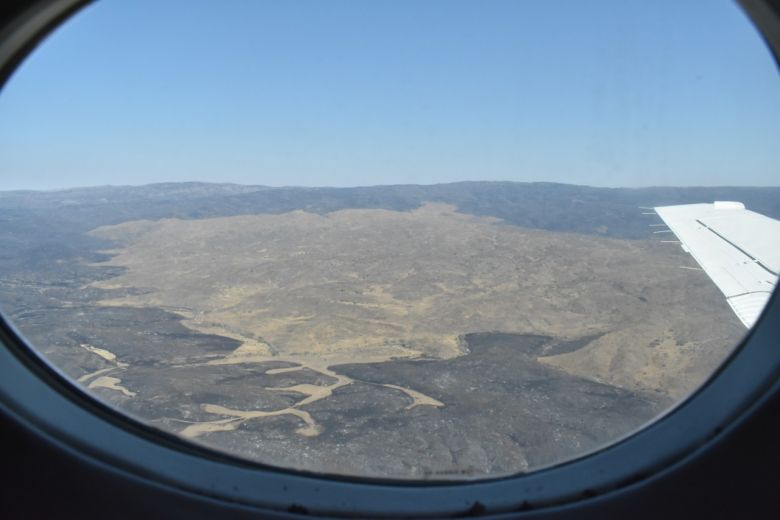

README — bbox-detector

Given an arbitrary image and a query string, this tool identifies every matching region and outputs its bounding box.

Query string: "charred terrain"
[1,181,774,478]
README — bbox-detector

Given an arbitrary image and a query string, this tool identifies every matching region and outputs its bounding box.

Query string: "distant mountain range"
[2,181,779,240]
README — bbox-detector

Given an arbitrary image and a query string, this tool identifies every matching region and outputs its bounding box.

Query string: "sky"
[0,0,779,191]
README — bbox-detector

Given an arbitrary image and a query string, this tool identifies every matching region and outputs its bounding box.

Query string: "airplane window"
[0,0,778,482]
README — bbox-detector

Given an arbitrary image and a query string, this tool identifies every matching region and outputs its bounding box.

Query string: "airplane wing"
[653,201,779,328]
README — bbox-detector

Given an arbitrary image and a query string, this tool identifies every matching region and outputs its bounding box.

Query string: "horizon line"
[3,179,780,194]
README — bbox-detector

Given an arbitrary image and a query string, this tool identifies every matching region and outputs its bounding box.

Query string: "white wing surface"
[654,201,779,328]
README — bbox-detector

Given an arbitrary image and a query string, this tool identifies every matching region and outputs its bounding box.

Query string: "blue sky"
[0,0,779,190]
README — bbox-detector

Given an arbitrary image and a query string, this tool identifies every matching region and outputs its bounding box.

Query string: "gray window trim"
[0,1,778,517]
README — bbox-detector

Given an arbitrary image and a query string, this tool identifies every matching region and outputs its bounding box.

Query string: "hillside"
[0,181,758,478]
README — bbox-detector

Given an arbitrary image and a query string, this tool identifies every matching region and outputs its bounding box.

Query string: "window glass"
[1,0,778,479]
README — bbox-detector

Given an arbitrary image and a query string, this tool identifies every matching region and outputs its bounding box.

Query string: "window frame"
[0,1,779,517]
